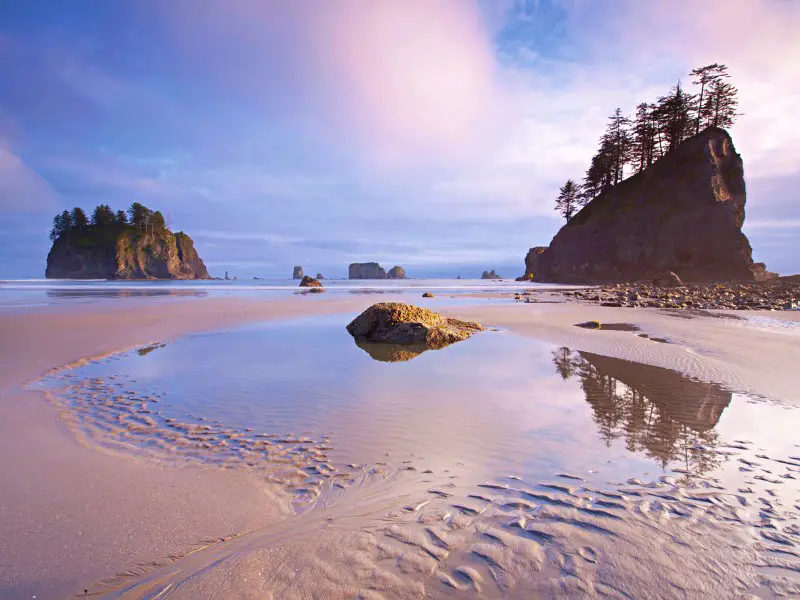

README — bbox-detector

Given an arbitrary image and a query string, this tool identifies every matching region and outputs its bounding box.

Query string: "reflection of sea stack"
[562,349,731,475]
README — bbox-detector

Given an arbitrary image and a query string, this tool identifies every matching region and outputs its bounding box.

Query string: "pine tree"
[656,81,696,152]
[555,179,581,222]
[91,204,115,228]
[50,213,64,241]
[128,202,153,230]
[71,207,89,229]
[631,102,659,172]
[150,211,166,230]
[690,63,724,133]
[115,210,128,225]
[705,79,740,129]
[605,108,633,183]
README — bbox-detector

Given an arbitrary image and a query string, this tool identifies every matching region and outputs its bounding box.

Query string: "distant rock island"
[525,128,768,283]
[348,262,407,279]
[481,269,502,280]
[45,203,209,279]
[387,266,406,279]
[292,266,304,279]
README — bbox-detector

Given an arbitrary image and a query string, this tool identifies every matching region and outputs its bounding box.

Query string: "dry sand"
[1,294,798,598]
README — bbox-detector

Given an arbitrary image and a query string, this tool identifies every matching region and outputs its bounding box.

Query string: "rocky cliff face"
[349,262,388,279]
[526,128,766,283]
[46,229,210,279]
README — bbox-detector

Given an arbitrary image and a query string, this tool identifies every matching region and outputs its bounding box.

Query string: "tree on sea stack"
[555,179,581,221]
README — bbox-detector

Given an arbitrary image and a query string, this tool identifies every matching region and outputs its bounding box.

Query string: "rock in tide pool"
[299,275,323,288]
[346,303,483,349]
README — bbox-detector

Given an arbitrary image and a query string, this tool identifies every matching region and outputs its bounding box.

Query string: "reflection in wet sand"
[355,339,430,362]
[36,323,800,598]
[554,348,728,479]
[46,288,207,299]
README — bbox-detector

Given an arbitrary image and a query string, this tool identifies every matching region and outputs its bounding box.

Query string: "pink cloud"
[157,1,509,168]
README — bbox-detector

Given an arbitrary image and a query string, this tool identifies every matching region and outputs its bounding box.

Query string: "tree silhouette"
[605,108,633,184]
[657,81,696,152]
[91,204,115,228]
[631,103,659,172]
[560,62,739,208]
[690,63,724,133]
[555,179,581,221]
[70,207,89,229]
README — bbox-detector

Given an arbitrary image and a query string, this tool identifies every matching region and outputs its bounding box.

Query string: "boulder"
[515,273,535,282]
[299,275,323,288]
[346,303,483,349]
[422,292,434,298]
[387,265,407,279]
[481,269,502,280]
[349,262,387,279]
[293,266,304,279]
[524,128,765,283]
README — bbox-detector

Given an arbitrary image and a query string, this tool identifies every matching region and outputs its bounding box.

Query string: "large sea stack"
[525,128,768,283]
[349,262,388,279]
[46,207,209,279]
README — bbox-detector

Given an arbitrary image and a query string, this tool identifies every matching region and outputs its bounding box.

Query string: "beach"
[1,290,799,599]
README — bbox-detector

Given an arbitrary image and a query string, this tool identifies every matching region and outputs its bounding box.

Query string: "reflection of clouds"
[337,334,604,476]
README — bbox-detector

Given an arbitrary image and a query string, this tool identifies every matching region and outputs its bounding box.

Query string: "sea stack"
[481,269,501,280]
[387,266,407,279]
[524,128,768,283]
[349,262,388,279]
[293,266,304,279]
[46,205,209,280]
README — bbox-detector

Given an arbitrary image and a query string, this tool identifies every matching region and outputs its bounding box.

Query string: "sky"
[1,0,799,279]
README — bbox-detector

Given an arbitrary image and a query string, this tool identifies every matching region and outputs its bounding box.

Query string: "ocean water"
[0,278,570,312]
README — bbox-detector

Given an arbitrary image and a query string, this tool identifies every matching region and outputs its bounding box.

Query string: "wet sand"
[1,294,799,598]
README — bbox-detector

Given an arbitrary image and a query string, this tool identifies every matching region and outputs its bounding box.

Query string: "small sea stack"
[299,276,323,288]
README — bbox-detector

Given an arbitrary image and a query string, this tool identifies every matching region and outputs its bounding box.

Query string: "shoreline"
[1,294,799,597]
